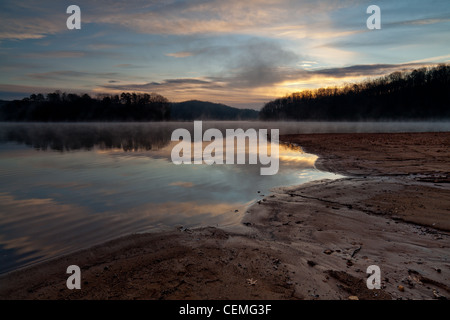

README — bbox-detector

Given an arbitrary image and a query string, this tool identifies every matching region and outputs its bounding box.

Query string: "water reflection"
[6,120,448,275]
[0,122,347,273]
[1,121,449,152]
[0,123,171,151]
[2,120,449,273]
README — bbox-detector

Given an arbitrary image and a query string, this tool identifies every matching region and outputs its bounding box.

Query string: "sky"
[0,0,449,109]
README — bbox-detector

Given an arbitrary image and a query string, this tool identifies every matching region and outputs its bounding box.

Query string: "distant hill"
[171,100,259,120]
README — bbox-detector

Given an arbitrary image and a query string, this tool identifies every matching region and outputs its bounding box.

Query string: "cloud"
[102,78,219,92]
[114,64,134,68]
[87,43,125,50]
[0,17,62,40]
[218,39,301,88]
[2,0,331,40]
[408,54,450,64]
[1,0,448,43]
[101,37,305,94]
[21,51,86,59]
[385,16,450,27]
[0,1,65,40]
[161,38,302,89]
[19,50,124,60]
[165,78,214,85]
[310,63,430,78]
[169,181,195,188]
[0,83,63,94]
[27,70,119,81]
[0,33,46,40]
[166,51,194,58]
[92,0,358,38]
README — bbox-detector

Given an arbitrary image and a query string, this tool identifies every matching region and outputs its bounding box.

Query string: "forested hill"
[259,64,450,121]
[171,100,258,120]
[0,93,257,121]
[0,93,171,121]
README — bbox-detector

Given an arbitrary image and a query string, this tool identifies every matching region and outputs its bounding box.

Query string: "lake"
[0,121,449,273]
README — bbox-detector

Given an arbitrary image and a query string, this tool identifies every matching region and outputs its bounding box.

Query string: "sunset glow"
[0,0,449,109]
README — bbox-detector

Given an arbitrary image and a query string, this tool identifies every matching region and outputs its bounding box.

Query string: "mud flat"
[0,132,449,300]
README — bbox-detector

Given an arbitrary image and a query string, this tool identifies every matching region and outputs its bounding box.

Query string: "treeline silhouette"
[0,93,260,121]
[0,123,172,151]
[0,92,171,121]
[260,64,450,120]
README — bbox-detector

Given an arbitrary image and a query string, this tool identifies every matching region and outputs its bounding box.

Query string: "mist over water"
[0,121,448,273]
[1,121,449,151]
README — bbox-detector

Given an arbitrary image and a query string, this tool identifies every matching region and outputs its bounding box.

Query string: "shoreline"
[0,132,449,300]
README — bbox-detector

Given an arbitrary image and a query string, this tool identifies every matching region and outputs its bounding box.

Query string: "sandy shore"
[0,132,449,300]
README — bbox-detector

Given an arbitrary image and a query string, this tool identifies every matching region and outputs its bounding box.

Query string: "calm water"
[0,121,449,273]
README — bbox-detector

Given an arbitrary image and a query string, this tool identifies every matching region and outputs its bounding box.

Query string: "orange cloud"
[166,51,194,58]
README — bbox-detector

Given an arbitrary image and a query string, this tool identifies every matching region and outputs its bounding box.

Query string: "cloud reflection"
[0,190,249,273]
[0,123,339,272]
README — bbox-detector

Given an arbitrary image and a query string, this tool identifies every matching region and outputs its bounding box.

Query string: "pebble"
[307,260,317,267]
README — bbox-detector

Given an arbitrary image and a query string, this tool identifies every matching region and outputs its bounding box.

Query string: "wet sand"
[0,132,449,300]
